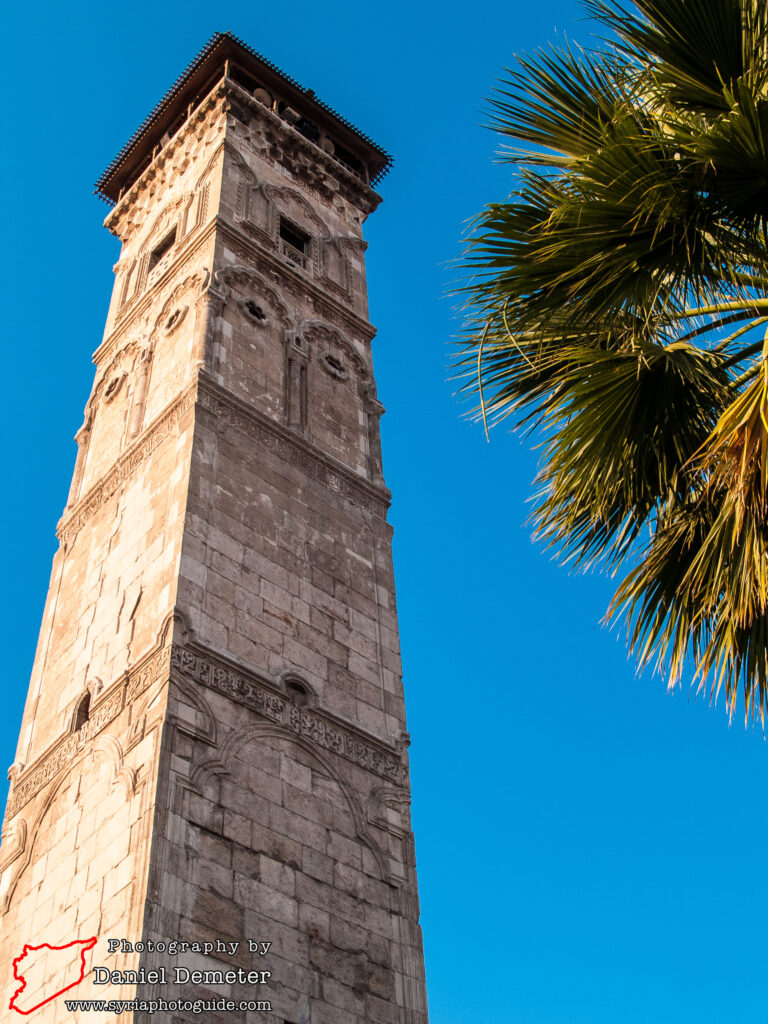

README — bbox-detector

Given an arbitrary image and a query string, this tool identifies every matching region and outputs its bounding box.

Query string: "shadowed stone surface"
[0,36,428,1024]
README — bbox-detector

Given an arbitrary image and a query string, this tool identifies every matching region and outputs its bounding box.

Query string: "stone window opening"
[244,300,267,322]
[74,693,91,732]
[321,352,348,380]
[285,680,310,707]
[103,373,126,402]
[279,218,310,268]
[164,308,183,331]
[148,228,176,272]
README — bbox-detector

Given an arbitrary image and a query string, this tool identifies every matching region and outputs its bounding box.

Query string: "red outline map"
[9,937,97,1015]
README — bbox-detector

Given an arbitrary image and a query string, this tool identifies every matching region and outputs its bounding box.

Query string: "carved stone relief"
[115,175,212,323]
[5,626,171,819]
[230,150,338,279]
[224,80,381,213]
[0,734,139,916]
[286,332,308,433]
[71,267,207,507]
[195,376,390,517]
[302,321,369,380]
[105,86,228,241]
[189,721,391,882]
[321,238,351,295]
[58,382,197,549]
[171,639,406,787]
[362,390,386,484]
[169,672,218,746]
[215,264,293,327]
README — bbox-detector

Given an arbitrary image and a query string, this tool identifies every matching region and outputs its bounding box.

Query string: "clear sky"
[2,2,767,1022]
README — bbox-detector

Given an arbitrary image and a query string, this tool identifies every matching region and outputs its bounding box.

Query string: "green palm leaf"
[534,342,730,567]
[457,0,768,722]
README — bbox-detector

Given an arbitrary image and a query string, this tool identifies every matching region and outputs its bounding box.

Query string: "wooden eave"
[95,32,393,204]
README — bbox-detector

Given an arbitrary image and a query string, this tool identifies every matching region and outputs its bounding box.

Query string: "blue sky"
[2,2,767,1022]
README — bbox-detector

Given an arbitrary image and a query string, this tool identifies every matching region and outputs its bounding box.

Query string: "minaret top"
[95,31,393,204]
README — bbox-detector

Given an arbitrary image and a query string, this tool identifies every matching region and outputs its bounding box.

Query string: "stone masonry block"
[1,63,428,1024]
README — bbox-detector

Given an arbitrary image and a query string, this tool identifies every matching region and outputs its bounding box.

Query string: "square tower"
[0,34,428,1024]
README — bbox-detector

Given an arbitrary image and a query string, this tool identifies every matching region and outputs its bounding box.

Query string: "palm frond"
[456,0,768,722]
[586,0,754,110]
[490,44,635,165]
[534,342,731,567]
[678,80,768,231]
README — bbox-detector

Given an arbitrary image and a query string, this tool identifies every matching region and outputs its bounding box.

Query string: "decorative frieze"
[5,643,168,818]
[56,363,389,551]
[125,645,170,705]
[196,374,390,516]
[57,384,197,548]
[171,642,406,786]
[5,692,124,817]
[225,78,380,213]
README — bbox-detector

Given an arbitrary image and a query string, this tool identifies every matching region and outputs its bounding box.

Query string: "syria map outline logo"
[9,936,97,1015]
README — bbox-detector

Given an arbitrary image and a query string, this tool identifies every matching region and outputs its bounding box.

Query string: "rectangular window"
[279,218,309,267]
[148,228,176,272]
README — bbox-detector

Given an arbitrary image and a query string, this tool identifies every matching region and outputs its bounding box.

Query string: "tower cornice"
[103,85,228,239]
[104,76,383,242]
[220,78,384,215]
[96,32,392,206]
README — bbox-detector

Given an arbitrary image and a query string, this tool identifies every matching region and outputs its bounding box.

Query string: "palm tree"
[458,0,768,722]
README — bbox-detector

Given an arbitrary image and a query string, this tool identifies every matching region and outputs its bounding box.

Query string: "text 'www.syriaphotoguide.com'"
[64,997,273,1014]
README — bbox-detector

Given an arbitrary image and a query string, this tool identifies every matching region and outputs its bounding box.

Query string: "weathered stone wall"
[0,65,428,1024]
[132,82,428,1023]
[0,90,227,1020]
[10,89,228,772]
[0,648,167,1022]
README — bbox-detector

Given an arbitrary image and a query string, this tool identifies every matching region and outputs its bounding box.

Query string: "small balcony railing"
[281,240,307,269]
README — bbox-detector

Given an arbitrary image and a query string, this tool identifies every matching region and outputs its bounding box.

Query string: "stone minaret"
[0,33,428,1023]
